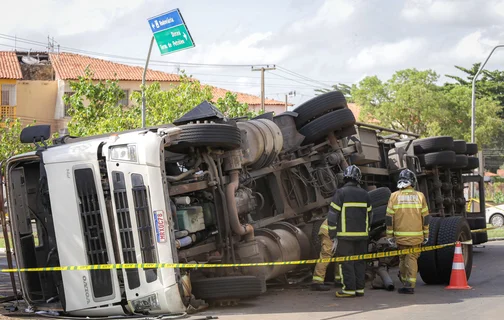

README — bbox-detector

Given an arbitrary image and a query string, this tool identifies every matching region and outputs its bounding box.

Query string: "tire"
[436,217,473,284]
[293,91,348,128]
[191,276,263,300]
[299,108,356,145]
[445,155,468,169]
[370,205,387,227]
[468,216,488,244]
[169,123,241,152]
[453,140,467,154]
[490,213,504,227]
[465,143,478,156]
[419,217,442,284]
[418,151,456,168]
[368,187,392,207]
[465,157,479,170]
[413,136,454,154]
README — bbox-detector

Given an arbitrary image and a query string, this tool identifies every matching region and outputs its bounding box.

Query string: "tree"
[63,68,139,136]
[65,71,263,137]
[352,68,503,147]
[213,91,263,118]
[445,63,504,117]
[352,69,447,137]
[0,119,36,163]
[315,83,354,102]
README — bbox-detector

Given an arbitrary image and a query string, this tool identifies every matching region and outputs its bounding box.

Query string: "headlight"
[131,293,160,313]
[109,145,138,162]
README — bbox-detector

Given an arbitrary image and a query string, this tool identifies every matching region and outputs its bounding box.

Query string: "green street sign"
[153,24,194,55]
[148,9,195,55]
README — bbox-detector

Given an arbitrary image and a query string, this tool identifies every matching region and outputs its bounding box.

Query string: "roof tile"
[0,52,23,79]
[48,52,179,82]
[209,86,288,106]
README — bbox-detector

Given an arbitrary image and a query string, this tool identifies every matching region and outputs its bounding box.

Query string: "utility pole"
[252,65,276,112]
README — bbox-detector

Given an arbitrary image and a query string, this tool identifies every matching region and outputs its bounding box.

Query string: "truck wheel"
[370,205,387,227]
[169,123,242,152]
[418,217,442,284]
[293,91,348,128]
[191,276,264,300]
[465,157,479,170]
[418,151,456,168]
[465,143,478,156]
[452,140,467,154]
[299,108,356,145]
[413,136,454,154]
[436,217,473,283]
[445,155,468,169]
[468,216,488,244]
[368,187,391,207]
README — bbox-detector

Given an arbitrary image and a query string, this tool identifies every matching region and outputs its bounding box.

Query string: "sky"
[1,0,504,107]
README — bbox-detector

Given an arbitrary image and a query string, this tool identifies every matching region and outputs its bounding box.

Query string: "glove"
[331,238,338,255]
[387,237,397,248]
[422,238,429,246]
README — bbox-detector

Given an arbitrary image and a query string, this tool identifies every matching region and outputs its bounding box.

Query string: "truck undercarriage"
[1,91,487,315]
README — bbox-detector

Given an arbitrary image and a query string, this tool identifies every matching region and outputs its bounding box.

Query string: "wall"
[249,104,287,115]
[16,80,58,129]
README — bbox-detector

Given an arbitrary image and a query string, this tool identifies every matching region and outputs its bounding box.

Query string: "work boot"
[334,280,342,288]
[335,291,356,298]
[311,283,331,291]
[356,290,364,297]
[398,287,414,294]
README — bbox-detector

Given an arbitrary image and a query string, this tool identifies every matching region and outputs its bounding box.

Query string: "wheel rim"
[491,214,504,227]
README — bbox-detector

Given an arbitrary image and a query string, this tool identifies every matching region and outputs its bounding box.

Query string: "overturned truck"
[1,91,487,316]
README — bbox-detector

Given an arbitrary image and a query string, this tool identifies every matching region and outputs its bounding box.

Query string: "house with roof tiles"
[0,51,290,133]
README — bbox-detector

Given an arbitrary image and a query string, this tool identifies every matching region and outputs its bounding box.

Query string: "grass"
[487,224,504,239]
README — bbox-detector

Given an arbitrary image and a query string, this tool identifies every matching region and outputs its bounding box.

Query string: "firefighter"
[386,169,430,294]
[328,165,372,298]
[311,219,342,291]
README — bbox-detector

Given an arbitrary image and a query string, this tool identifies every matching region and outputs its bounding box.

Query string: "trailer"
[0,91,487,316]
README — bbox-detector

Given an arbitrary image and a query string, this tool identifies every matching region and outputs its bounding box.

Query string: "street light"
[469,44,504,210]
[471,44,504,143]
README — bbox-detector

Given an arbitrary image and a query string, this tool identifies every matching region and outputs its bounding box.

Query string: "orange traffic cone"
[445,241,472,290]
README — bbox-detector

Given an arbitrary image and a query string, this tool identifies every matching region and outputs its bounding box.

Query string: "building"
[0,51,289,133]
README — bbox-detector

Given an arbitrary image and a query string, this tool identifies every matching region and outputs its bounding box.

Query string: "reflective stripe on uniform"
[393,204,422,209]
[356,289,364,294]
[331,202,342,211]
[387,208,395,214]
[342,202,368,234]
[421,207,429,213]
[367,206,372,212]
[407,277,416,283]
[386,230,394,235]
[312,276,324,283]
[401,189,414,193]
[328,225,337,230]
[320,224,328,230]
[342,290,356,295]
[338,232,368,237]
[394,231,424,236]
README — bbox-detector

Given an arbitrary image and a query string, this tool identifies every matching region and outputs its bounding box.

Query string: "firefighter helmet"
[343,165,362,183]
[397,169,417,189]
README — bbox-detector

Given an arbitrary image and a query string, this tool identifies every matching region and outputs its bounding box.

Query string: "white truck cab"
[5,125,186,316]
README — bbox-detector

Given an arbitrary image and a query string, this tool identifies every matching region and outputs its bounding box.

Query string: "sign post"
[141,9,195,128]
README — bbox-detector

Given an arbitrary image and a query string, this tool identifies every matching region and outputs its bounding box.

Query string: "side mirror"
[20,125,51,144]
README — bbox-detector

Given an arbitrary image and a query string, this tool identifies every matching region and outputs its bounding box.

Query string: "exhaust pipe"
[226,170,254,241]
[377,266,395,291]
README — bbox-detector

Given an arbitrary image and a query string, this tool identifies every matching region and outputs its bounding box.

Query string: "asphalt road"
[199,240,504,320]
[0,241,502,320]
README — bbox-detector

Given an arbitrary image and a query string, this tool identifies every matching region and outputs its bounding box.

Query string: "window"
[1,84,16,106]
[63,92,74,117]
[118,89,129,106]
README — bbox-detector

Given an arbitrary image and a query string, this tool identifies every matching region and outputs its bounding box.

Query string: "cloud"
[347,38,427,71]
[401,0,504,26]
[0,0,143,36]
[289,0,355,33]
[187,32,293,65]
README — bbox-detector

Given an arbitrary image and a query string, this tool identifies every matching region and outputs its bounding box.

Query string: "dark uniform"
[328,166,372,298]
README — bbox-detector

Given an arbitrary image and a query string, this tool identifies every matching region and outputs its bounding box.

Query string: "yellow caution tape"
[0,227,497,273]
[0,243,456,273]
